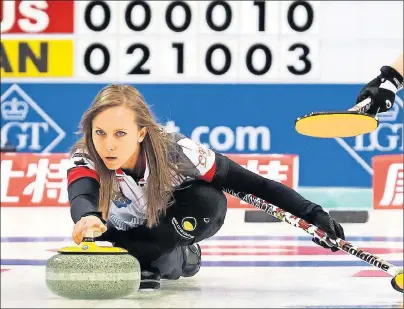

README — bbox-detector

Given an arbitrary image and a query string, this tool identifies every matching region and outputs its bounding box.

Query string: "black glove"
[305,211,345,252]
[351,66,403,115]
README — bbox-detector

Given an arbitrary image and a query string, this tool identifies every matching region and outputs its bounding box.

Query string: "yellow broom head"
[391,269,403,293]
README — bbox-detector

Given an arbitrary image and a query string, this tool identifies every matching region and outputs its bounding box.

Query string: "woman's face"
[92,106,146,170]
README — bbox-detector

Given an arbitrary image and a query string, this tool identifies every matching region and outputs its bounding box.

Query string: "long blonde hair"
[71,85,178,227]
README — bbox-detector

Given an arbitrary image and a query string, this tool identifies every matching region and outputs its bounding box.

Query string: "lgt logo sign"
[1,84,65,153]
[335,96,403,175]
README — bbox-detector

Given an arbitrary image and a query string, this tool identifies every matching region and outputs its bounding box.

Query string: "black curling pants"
[97,180,227,276]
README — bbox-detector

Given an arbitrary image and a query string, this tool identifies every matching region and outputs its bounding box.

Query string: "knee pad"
[181,243,201,277]
[169,180,227,242]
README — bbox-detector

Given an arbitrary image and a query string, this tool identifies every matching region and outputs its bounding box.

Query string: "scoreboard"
[0,0,403,188]
[1,0,403,83]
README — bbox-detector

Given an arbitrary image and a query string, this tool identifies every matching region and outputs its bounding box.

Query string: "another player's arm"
[352,53,403,115]
[391,53,403,76]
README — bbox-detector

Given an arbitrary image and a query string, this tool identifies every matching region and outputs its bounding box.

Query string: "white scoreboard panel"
[2,0,403,83]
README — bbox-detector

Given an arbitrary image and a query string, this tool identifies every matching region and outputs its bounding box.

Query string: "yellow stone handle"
[84,227,103,239]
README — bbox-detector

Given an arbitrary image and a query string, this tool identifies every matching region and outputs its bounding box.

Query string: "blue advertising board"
[1,83,402,188]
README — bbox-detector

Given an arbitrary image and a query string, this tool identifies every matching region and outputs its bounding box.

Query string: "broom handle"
[224,189,402,277]
[348,97,373,112]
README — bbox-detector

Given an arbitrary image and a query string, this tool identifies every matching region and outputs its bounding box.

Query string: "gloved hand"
[351,66,403,115]
[306,211,345,252]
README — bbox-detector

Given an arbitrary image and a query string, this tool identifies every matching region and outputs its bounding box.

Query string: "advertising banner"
[1,153,70,207]
[372,154,403,210]
[1,83,402,187]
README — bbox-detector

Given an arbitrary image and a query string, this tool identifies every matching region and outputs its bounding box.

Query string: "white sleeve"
[171,133,217,182]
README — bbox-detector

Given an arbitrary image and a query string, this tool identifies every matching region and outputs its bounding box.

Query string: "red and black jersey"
[67,133,222,230]
[67,132,323,229]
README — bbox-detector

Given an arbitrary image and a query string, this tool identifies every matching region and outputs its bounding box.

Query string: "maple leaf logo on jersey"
[111,192,132,208]
[334,96,403,174]
[379,163,404,207]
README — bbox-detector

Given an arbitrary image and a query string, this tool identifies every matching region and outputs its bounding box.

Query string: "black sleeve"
[68,177,105,224]
[210,153,324,220]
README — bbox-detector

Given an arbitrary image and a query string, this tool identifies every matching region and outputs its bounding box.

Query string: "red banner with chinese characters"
[1,153,70,206]
[224,154,299,209]
[0,153,298,207]
[372,154,403,210]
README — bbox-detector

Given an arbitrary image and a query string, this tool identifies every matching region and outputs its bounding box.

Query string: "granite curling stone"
[45,228,140,299]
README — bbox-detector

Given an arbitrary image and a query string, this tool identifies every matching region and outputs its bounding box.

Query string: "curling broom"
[295,98,379,138]
[224,189,403,293]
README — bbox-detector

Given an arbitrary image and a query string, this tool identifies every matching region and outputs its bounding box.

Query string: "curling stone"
[45,228,140,299]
